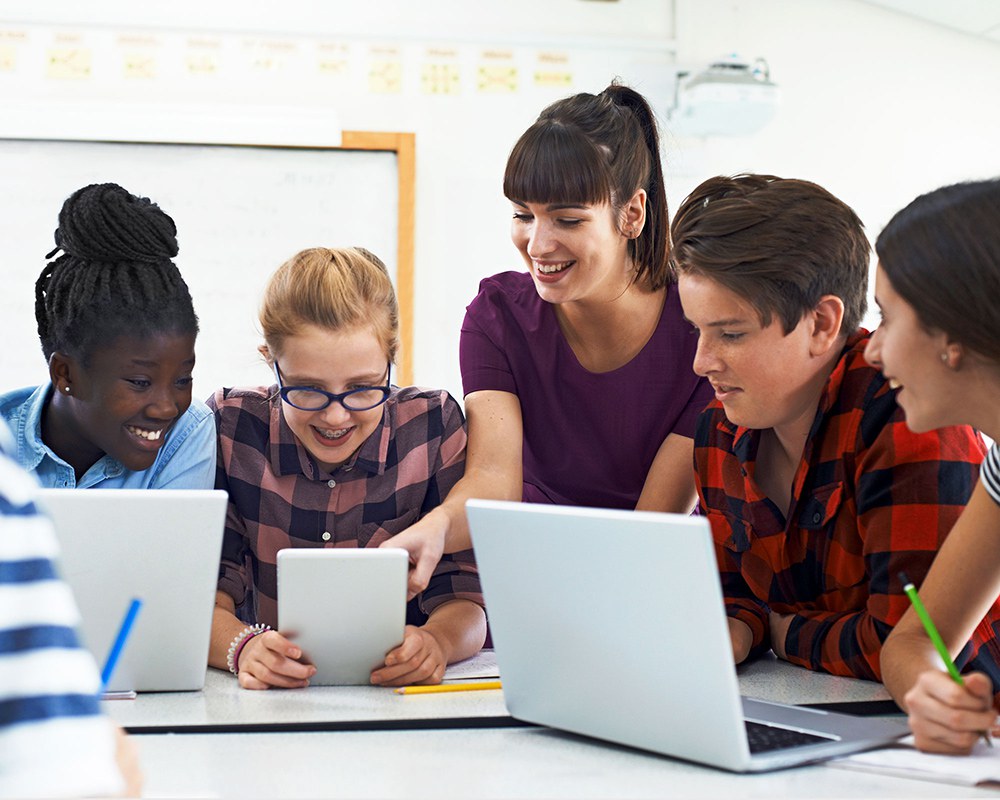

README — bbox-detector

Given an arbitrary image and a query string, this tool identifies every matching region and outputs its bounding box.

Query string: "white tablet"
[276,548,408,685]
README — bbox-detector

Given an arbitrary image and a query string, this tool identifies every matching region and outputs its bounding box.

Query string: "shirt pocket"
[797,482,844,531]
[795,481,860,596]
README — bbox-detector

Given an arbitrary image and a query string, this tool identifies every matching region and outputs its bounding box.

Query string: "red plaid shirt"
[695,331,1000,680]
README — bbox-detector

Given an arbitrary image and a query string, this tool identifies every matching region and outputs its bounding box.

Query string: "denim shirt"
[0,384,216,489]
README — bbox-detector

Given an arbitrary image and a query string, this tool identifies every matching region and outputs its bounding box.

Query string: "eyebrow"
[511,200,590,212]
[130,357,196,367]
[284,371,386,386]
[691,318,751,328]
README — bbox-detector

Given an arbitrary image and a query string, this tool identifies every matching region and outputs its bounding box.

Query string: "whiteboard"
[0,138,399,401]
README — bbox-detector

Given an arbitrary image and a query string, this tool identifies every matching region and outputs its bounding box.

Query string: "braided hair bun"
[54,183,178,265]
[35,182,197,363]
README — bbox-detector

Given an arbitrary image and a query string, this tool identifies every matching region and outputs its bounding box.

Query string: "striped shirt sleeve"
[982,443,1000,507]
[0,449,122,798]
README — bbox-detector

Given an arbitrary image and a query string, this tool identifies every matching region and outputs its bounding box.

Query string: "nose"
[692,334,721,377]
[147,385,183,420]
[526,218,556,259]
[315,400,353,428]
[864,327,883,369]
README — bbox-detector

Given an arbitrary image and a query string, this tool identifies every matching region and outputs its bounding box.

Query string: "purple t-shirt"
[460,270,713,509]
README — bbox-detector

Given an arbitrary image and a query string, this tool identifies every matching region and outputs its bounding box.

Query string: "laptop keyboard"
[745,720,833,754]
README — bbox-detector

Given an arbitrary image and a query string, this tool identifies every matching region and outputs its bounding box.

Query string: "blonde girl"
[207,247,485,689]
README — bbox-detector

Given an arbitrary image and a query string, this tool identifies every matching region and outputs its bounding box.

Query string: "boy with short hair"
[671,174,1000,681]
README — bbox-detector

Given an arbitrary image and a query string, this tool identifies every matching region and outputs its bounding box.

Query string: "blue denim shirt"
[0,384,216,489]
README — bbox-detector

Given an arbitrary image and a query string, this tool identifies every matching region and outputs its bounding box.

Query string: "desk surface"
[118,653,982,799]
[136,727,985,800]
[105,651,890,731]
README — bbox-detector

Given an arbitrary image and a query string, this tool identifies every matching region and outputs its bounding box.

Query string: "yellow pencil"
[394,680,502,695]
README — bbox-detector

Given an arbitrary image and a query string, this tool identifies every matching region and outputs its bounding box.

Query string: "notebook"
[277,548,407,685]
[466,499,908,773]
[37,489,227,692]
[829,735,1000,788]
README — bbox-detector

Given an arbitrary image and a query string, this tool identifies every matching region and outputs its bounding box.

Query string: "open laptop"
[466,499,907,773]
[37,489,227,692]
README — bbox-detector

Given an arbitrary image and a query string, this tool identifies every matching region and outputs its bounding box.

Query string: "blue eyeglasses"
[273,361,392,412]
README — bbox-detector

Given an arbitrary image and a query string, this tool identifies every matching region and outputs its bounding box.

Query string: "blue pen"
[100,598,143,694]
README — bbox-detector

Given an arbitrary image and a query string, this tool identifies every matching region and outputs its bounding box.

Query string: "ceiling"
[859,0,1000,43]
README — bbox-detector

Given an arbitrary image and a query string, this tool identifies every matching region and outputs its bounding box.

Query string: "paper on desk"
[828,735,1000,788]
[442,648,499,680]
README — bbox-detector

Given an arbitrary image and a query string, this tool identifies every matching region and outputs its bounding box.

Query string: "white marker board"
[0,131,414,401]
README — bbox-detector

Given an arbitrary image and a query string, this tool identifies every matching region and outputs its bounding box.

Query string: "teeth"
[127,426,162,441]
[888,379,901,390]
[536,261,572,275]
[317,428,350,440]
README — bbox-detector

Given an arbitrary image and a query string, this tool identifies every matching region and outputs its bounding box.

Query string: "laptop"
[277,548,407,685]
[37,489,227,693]
[466,499,907,773]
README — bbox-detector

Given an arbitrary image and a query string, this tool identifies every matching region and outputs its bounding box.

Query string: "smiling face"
[49,331,196,475]
[864,264,958,433]
[678,273,837,435]
[271,323,389,473]
[509,195,641,305]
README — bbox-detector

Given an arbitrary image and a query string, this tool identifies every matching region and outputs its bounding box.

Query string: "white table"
[116,654,986,799]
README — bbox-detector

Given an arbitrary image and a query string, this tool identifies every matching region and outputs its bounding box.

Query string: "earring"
[940,353,949,363]
[63,386,71,394]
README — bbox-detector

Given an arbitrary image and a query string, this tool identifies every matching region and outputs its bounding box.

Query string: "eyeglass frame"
[273,360,392,412]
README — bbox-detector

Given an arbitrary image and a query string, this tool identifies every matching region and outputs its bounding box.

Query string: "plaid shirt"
[209,384,483,629]
[696,331,1000,681]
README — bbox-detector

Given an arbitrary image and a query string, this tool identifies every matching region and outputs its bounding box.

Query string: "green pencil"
[899,572,992,747]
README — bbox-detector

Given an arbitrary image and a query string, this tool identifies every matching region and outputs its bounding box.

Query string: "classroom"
[2,0,1000,797]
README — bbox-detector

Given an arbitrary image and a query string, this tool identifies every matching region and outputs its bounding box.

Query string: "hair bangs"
[503,122,611,206]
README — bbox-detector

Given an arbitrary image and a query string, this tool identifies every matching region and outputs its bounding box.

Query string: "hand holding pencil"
[899,573,996,753]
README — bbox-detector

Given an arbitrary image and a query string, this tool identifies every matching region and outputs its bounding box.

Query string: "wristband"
[226,624,272,675]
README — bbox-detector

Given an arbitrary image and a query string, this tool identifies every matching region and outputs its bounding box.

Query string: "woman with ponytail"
[0,183,215,489]
[384,83,712,596]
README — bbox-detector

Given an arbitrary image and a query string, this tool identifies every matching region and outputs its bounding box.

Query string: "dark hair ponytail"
[34,183,198,364]
[603,84,670,289]
[503,81,671,290]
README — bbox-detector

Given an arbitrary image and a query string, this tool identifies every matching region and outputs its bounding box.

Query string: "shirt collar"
[267,386,395,480]
[17,383,53,471]
[19,383,126,482]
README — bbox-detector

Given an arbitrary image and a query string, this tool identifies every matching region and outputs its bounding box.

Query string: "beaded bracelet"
[226,624,272,675]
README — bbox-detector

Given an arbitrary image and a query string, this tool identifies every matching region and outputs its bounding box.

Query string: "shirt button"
[812,512,822,524]
[327,479,336,488]
[322,531,332,541]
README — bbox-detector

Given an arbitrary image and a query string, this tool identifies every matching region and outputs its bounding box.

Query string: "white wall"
[0,0,675,397]
[668,0,1000,332]
[2,0,999,400]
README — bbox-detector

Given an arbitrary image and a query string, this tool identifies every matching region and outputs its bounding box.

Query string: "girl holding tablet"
[0,182,215,490]
[868,179,1000,754]
[385,83,712,595]
[208,247,485,689]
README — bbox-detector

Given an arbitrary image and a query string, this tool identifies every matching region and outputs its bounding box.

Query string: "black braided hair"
[34,183,198,364]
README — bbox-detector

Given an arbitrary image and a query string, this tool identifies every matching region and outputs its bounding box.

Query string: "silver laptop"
[466,499,907,773]
[37,489,227,692]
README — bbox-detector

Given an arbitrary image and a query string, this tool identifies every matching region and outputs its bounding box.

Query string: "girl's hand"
[236,629,317,690]
[906,669,997,754]
[370,625,446,687]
